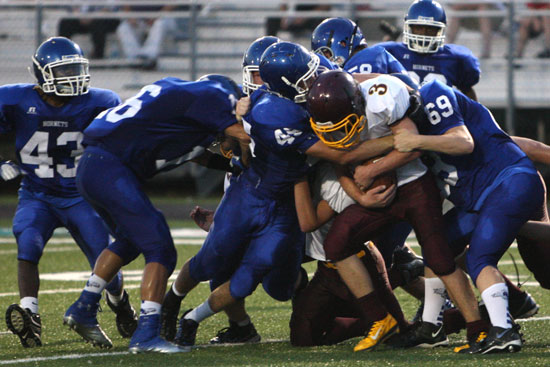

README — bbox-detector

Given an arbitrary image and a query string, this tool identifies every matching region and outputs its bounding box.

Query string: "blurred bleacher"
[0,0,549,194]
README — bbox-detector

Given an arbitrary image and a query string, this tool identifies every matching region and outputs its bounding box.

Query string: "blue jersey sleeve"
[383,48,408,74]
[419,80,465,135]
[186,85,238,133]
[0,84,29,133]
[448,44,481,91]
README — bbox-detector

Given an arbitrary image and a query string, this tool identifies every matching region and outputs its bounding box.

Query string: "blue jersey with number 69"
[377,42,480,92]
[0,84,120,197]
[343,45,407,75]
[241,89,318,199]
[84,77,238,180]
[417,80,534,210]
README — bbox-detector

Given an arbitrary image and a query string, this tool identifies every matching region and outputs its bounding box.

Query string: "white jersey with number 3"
[359,75,427,186]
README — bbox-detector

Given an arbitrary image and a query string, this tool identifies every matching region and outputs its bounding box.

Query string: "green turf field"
[1,232,549,367]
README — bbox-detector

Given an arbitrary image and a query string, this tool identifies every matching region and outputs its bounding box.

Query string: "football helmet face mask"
[311,17,367,67]
[307,70,366,149]
[403,0,446,54]
[260,42,320,103]
[32,37,90,96]
[242,36,280,96]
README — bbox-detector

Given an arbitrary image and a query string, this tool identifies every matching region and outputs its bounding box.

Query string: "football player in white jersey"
[308,70,488,351]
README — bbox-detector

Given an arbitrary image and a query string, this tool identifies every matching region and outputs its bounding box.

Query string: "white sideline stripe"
[0,339,287,365]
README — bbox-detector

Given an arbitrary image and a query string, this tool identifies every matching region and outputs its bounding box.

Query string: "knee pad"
[15,228,45,264]
[142,242,178,275]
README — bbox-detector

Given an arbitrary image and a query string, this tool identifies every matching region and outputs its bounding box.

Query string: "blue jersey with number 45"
[417,80,534,211]
[84,77,238,180]
[0,84,120,197]
[344,45,408,75]
[377,42,480,92]
[241,89,318,199]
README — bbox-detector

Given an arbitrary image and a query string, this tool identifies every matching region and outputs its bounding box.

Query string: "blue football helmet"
[403,0,446,53]
[242,36,280,96]
[32,37,90,96]
[259,42,320,103]
[197,74,242,101]
[311,17,367,67]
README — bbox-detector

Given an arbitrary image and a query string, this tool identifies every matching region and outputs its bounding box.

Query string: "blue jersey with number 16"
[84,77,239,180]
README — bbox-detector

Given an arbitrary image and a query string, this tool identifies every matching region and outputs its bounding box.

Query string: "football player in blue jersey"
[160,36,282,346]
[311,17,408,76]
[62,74,249,353]
[377,0,481,101]
[162,42,401,349]
[1,37,137,349]
[393,80,544,353]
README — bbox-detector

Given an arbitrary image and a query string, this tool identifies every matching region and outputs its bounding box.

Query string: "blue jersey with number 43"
[84,77,239,180]
[241,89,318,199]
[0,84,120,197]
[417,80,534,211]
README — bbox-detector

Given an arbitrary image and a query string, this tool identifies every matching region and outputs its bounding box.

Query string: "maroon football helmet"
[306,70,366,149]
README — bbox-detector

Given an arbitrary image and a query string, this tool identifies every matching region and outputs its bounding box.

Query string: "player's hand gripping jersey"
[83,77,238,179]
[0,84,120,197]
[358,74,427,186]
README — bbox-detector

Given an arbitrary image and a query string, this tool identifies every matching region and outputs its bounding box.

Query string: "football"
[361,155,397,190]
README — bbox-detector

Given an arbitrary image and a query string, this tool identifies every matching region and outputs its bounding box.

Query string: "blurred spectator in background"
[58,2,120,59]
[266,3,331,37]
[116,5,176,70]
[446,2,500,59]
[516,2,550,59]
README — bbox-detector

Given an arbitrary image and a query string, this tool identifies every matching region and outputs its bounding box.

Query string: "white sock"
[481,282,512,329]
[422,277,447,326]
[20,297,39,314]
[84,274,107,294]
[106,291,124,306]
[172,282,186,298]
[184,300,214,323]
[140,300,161,316]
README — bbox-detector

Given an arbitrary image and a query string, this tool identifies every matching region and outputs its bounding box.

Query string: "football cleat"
[63,291,113,348]
[106,290,138,338]
[454,330,488,354]
[353,313,398,352]
[509,291,539,320]
[174,309,199,347]
[477,325,523,354]
[210,321,261,344]
[129,314,188,354]
[387,321,449,348]
[5,304,42,348]
[160,288,183,342]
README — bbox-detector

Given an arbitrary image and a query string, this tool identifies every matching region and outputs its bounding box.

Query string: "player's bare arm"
[333,164,396,208]
[512,136,550,165]
[224,123,251,166]
[305,135,394,166]
[394,124,474,155]
[293,177,335,232]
